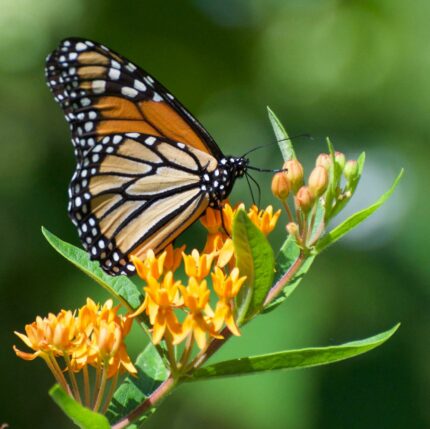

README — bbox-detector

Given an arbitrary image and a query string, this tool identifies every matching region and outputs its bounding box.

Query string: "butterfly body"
[46,38,247,276]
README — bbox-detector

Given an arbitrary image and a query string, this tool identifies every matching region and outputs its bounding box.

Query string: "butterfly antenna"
[241,133,312,157]
[246,172,261,207]
[247,166,287,173]
[245,172,257,206]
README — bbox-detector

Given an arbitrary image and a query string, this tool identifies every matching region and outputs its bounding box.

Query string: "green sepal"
[49,385,111,429]
[233,210,275,323]
[316,169,404,253]
[106,343,170,427]
[187,324,400,381]
[267,106,296,161]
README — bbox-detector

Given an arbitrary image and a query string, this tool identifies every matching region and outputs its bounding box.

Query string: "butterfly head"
[205,156,248,208]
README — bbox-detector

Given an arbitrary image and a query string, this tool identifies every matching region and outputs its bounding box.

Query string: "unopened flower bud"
[335,151,346,170]
[295,186,314,213]
[286,222,299,237]
[344,160,359,181]
[271,172,290,200]
[315,153,332,171]
[283,159,304,193]
[308,165,329,198]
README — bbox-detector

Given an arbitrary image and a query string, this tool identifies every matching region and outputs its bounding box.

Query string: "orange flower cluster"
[14,299,136,411]
[131,202,281,362]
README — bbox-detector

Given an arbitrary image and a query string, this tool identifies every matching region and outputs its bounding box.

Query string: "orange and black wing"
[45,37,223,159]
[45,38,221,275]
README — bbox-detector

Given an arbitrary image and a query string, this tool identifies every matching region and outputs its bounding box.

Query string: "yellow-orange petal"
[13,345,41,361]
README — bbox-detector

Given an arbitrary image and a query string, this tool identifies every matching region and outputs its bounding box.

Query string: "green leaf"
[233,210,275,322]
[263,236,315,314]
[188,324,400,381]
[107,343,169,427]
[42,227,143,311]
[267,106,296,161]
[316,169,404,253]
[49,385,110,429]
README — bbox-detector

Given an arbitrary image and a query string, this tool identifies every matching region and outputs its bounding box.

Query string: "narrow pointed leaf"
[42,227,142,311]
[49,385,110,429]
[106,343,169,427]
[267,106,295,161]
[233,210,275,321]
[188,324,399,381]
[316,169,404,253]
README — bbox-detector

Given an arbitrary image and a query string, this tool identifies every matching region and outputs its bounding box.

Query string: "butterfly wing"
[45,38,223,159]
[45,38,221,275]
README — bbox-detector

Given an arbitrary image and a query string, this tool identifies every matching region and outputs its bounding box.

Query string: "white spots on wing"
[63,40,71,47]
[113,135,122,144]
[92,154,100,163]
[75,196,82,207]
[75,42,87,51]
[111,59,121,69]
[167,93,174,100]
[84,122,93,132]
[81,97,91,107]
[125,132,140,138]
[92,80,106,94]
[93,144,103,152]
[177,142,185,149]
[146,75,154,84]
[121,86,138,98]
[103,136,111,144]
[134,79,146,91]
[145,136,156,145]
[108,68,120,80]
[69,52,78,61]
[86,41,94,47]
[126,63,137,72]
[88,111,97,120]
[152,92,163,102]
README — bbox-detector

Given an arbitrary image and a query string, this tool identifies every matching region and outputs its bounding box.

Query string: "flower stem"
[178,334,193,370]
[111,376,176,429]
[63,355,82,404]
[282,200,295,224]
[93,360,109,412]
[83,365,91,408]
[44,354,69,394]
[101,371,119,414]
[263,252,306,306]
[92,359,102,408]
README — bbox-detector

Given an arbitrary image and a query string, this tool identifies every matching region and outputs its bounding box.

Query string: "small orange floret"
[177,277,220,350]
[182,249,215,281]
[247,205,281,235]
[211,267,247,336]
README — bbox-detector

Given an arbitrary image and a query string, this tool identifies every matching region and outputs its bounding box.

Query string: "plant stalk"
[111,376,176,429]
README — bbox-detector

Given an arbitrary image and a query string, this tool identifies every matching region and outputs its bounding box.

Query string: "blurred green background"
[1,0,428,427]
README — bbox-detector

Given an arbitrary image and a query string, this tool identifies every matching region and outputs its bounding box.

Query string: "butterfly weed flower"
[177,277,220,350]
[212,267,247,336]
[14,299,136,412]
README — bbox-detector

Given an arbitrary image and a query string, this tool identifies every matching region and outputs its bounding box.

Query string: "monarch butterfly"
[45,38,249,276]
